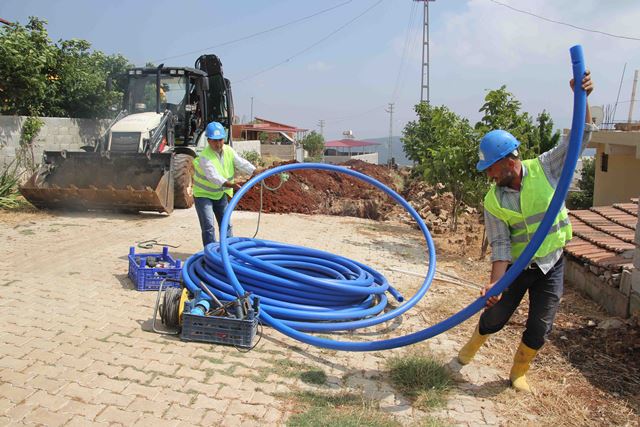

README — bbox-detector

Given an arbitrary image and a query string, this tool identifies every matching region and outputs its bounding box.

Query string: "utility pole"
[317,120,325,136]
[414,0,435,104]
[250,97,254,123]
[385,103,394,166]
[628,70,638,124]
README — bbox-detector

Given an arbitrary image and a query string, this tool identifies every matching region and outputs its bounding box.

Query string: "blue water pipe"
[182,45,587,351]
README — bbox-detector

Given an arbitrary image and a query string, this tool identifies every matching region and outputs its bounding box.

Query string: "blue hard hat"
[476,130,521,171]
[205,121,227,140]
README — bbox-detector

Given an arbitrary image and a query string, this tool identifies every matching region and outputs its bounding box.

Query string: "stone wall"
[232,140,260,156]
[630,203,640,316]
[260,144,295,161]
[324,153,379,165]
[0,115,109,170]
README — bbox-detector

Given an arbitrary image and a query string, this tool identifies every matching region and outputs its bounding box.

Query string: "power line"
[235,0,386,84]
[324,104,387,124]
[391,2,419,102]
[487,0,640,41]
[149,0,354,64]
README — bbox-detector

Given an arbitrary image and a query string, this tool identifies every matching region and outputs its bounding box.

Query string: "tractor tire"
[173,153,195,209]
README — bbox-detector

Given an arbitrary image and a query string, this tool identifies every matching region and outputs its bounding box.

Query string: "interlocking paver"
[65,415,111,426]
[95,405,141,424]
[0,211,506,426]
[59,400,106,419]
[132,415,181,427]
[0,356,32,371]
[174,366,207,382]
[22,406,73,427]
[121,383,159,399]
[91,390,135,407]
[126,396,168,417]
[84,361,124,379]
[0,383,34,403]
[60,382,104,403]
[192,394,227,411]
[4,402,37,421]
[152,389,192,406]
[165,403,206,423]
[118,367,153,384]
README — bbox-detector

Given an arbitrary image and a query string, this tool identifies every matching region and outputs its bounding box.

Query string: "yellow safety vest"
[483,158,572,261]
[192,145,235,200]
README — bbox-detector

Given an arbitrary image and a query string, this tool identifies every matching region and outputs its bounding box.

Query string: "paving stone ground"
[1,209,504,426]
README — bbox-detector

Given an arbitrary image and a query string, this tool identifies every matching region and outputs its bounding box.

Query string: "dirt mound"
[238,160,400,220]
[238,160,484,253]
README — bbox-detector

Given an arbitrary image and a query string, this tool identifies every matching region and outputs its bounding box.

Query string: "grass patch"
[288,406,400,427]
[300,368,327,385]
[286,391,400,427]
[387,354,451,410]
[248,359,328,385]
[415,416,451,427]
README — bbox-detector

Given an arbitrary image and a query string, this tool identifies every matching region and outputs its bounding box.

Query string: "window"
[601,153,608,172]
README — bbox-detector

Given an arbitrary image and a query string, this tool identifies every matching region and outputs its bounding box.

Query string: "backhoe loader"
[20,54,234,213]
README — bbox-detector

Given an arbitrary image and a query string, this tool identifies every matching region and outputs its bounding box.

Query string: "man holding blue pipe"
[457,71,594,393]
[193,121,256,247]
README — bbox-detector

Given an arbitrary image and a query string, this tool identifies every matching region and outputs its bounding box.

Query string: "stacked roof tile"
[564,200,638,272]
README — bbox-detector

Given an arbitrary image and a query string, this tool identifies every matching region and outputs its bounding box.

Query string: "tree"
[567,157,595,209]
[475,86,561,159]
[300,131,325,158]
[403,86,564,230]
[0,17,57,115]
[403,103,486,230]
[0,17,131,118]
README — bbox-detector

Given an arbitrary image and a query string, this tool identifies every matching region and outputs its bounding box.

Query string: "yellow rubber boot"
[509,342,538,392]
[457,325,489,365]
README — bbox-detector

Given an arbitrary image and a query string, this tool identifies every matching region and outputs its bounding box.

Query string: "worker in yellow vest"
[457,71,595,393]
[193,121,256,246]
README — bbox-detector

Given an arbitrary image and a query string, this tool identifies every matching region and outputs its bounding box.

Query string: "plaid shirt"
[484,123,597,274]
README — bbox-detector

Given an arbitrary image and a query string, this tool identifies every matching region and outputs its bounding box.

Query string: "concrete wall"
[232,140,260,156]
[0,115,109,170]
[590,131,640,206]
[323,153,379,165]
[593,146,640,206]
[261,144,295,161]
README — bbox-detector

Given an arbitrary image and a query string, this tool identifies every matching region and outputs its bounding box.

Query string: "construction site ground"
[1,203,638,427]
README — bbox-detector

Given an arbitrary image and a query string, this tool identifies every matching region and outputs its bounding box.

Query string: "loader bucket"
[19,151,174,213]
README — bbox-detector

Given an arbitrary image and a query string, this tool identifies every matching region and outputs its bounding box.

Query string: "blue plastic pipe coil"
[182,45,587,351]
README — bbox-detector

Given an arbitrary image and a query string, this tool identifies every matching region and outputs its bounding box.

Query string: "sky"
[2,0,639,141]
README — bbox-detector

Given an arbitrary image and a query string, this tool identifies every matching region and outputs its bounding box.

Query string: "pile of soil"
[238,160,400,220]
[238,160,484,250]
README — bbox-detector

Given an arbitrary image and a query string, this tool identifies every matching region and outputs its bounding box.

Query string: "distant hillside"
[361,137,593,167]
[363,136,412,166]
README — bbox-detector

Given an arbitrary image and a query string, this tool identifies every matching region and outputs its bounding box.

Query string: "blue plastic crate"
[181,304,258,348]
[128,246,182,291]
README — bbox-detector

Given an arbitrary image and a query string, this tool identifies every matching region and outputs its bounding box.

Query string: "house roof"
[253,117,297,129]
[235,118,307,133]
[325,139,380,148]
[564,200,638,272]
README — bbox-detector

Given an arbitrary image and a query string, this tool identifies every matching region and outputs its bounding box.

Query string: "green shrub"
[241,150,265,167]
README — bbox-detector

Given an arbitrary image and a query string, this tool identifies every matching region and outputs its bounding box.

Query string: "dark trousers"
[478,257,564,350]
[194,196,233,247]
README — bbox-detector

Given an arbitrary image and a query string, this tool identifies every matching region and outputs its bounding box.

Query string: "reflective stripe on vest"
[483,158,572,260]
[192,145,235,200]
